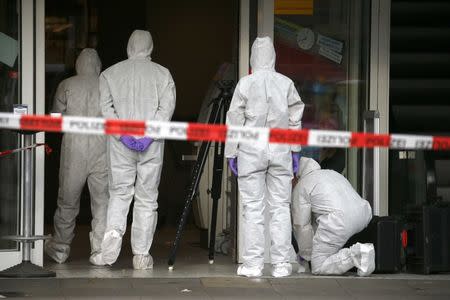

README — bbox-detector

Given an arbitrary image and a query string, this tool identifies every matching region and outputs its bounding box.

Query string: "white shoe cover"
[351,243,375,277]
[89,252,105,266]
[101,230,122,265]
[237,264,263,277]
[272,263,292,278]
[133,254,154,270]
[44,240,70,264]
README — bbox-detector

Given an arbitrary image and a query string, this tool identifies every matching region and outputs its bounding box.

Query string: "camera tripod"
[168,80,234,269]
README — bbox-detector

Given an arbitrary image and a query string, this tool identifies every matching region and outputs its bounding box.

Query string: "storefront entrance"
[1,0,379,275]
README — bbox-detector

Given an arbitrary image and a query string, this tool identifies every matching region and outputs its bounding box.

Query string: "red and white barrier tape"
[0,113,449,150]
[0,143,52,157]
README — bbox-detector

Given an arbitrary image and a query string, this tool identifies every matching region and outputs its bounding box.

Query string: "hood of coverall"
[250,37,276,72]
[297,157,321,179]
[127,30,153,59]
[75,48,101,76]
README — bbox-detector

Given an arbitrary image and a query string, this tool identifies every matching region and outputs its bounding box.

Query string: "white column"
[369,0,391,216]
[32,0,45,266]
[257,0,274,39]
[237,0,250,264]
[239,0,250,79]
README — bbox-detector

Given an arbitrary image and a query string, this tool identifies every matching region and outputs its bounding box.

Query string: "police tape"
[0,112,449,150]
[0,143,52,157]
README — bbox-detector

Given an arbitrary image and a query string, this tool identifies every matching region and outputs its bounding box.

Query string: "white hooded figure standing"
[45,48,109,265]
[225,37,305,277]
[292,157,376,276]
[97,30,176,270]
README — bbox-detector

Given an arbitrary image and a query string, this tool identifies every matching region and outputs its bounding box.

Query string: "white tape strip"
[63,116,105,135]
[0,112,20,129]
[390,134,433,150]
[308,130,352,148]
[226,126,270,146]
[146,121,188,140]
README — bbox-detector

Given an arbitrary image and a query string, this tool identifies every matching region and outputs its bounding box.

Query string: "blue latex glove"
[228,158,238,176]
[292,152,301,175]
[135,137,153,152]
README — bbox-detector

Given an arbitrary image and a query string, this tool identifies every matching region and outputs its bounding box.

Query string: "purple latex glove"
[120,135,140,151]
[228,158,238,176]
[135,137,153,152]
[120,136,153,152]
[292,152,301,175]
[297,255,305,263]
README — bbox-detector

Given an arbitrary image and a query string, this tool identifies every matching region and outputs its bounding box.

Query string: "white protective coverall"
[292,157,375,276]
[225,37,304,277]
[99,30,176,269]
[45,48,108,264]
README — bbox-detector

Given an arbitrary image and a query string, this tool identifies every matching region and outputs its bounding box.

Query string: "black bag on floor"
[345,216,405,273]
[406,205,450,274]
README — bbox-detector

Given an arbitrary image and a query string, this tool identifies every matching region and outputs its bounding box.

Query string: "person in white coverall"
[225,37,305,278]
[95,30,176,269]
[292,157,375,276]
[45,48,109,265]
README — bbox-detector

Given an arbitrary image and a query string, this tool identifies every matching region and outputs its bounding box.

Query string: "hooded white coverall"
[99,30,176,266]
[225,37,304,272]
[292,157,375,276]
[45,48,108,264]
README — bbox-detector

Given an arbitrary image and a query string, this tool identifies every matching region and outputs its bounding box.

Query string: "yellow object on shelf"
[275,0,313,15]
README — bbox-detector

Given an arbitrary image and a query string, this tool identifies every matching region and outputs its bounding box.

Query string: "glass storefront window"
[0,0,20,251]
[274,0,370,178]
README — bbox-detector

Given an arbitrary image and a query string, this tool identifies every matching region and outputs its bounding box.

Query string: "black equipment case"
[406,205,450,274]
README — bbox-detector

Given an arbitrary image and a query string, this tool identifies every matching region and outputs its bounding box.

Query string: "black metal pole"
[207,95,229,264]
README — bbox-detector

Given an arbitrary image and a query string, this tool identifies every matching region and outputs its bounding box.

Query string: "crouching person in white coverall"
[45,48,109,265]
[225,37,305,278]
[292,157,375,276]
[92,30,176,269]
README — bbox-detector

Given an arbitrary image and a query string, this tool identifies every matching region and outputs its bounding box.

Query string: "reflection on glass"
[274,0,369,175]
[0,0,20,251]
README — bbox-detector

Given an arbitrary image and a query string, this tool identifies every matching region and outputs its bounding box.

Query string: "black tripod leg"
[292,231,299,254]
[208,138,224,263]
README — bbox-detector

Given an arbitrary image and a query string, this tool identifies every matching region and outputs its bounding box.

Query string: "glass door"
[273,0,371,186]
[0,0,45,271]
[237,0,371,263]
[0,0,22,270]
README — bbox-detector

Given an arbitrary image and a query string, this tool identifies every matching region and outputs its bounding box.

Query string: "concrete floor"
[1,226,450,299]
[1,276,450,299]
